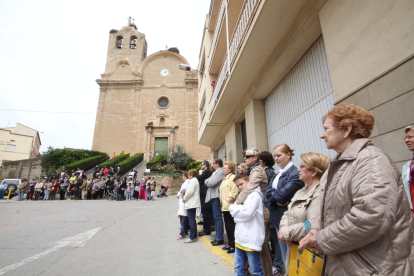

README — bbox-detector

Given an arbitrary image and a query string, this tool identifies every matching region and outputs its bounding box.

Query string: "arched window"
[116,36,123,49]
[130,36,137,49]
[159,118,165,127]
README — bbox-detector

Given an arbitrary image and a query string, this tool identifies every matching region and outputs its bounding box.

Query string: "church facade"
[92,22,210,162]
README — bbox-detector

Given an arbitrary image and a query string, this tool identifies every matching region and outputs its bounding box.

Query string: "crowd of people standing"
[1,165,163,202]
[175,103,414,276]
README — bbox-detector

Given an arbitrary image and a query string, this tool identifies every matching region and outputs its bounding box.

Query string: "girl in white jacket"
[177,172,190,240]
[183,169,200,243]
[230,173,265,276]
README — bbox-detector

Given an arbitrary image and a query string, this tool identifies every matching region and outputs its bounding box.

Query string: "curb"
[197,221,235,273]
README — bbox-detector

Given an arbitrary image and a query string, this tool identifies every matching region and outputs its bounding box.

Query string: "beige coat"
[183,178,200,209]
[315,139,414,276]
[219,173,238,212]
[18,181,28,192]
[279,182,321,242]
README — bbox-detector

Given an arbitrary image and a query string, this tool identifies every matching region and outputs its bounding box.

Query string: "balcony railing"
[209,0,226,69]
[228,0,261,68]
[209,55,229,114]
[209,0,261,116]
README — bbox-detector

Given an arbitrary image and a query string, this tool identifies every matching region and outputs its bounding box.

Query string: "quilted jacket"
[315,139,414,276]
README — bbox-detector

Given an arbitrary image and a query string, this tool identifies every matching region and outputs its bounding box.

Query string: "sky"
[0,0,210,153]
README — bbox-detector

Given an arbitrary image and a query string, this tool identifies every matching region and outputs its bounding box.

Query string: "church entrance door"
[154,137,168,156]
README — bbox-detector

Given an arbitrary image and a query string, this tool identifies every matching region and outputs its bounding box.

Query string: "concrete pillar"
[245,100,269,152]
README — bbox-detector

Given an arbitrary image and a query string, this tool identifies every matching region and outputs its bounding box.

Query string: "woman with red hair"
[299,103,413,275]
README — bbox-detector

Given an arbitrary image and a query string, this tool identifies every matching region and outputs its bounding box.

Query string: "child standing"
[126,184,132,201]
[230,174,265,276]
[134,181,140,200]
[151,181,156,201]
[113,184,119,201]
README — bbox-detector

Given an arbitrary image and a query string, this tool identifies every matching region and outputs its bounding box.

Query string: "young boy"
[230,173,265,276]
[113,184,119,201]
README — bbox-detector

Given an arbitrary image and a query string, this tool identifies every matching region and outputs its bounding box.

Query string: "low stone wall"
[0,158,43,181]
[144,173,183,195]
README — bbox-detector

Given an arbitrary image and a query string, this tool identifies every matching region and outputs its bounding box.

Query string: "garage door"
[265,37,336,168]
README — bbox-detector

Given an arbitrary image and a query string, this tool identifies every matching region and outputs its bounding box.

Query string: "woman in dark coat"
[263,144,304,273]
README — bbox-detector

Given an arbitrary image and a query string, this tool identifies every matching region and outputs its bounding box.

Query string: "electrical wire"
[0,108,198,115]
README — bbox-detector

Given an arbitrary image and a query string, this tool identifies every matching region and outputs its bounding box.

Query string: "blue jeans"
[234,247,264,276]
[179,216,189,236]
[187,208,197,240]
[0,189,4,199]
[126,192,131,200]
[268,227,283,270]
[43,190,50,200]
[113,193,118,200]
[210,198,224,241]
[268,226,287,270]
[18,192,25,200]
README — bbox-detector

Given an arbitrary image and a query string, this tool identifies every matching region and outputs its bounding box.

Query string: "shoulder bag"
[288,220,323,276]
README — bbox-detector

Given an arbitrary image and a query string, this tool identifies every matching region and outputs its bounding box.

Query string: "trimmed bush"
[195,164,201,171]
[99,153,130,169]
[146,153,167,170]
[65,155,104,172]
[117,153,144,173]
[186,161,201,171]
[40,146,107,176]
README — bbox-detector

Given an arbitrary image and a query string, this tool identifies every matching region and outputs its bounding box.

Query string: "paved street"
[0,197,234,276]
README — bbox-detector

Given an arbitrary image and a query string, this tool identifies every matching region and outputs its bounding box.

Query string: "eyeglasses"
[244,155,255,159]
[404,136,414,140]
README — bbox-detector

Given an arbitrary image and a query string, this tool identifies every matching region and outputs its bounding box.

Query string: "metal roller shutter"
[265,37,336,170]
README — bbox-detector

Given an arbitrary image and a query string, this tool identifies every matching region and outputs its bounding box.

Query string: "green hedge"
[186,161,201,171]
[99,153,130,169]
[117,153,144,173]
[65,155,104,172]
[146,153,167,170]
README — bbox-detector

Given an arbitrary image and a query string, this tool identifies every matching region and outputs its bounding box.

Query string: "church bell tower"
[103,17,147,74]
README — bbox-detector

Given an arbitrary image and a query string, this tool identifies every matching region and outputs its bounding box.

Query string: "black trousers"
[99,189,104,199]
[200,195,212,233]
[223,211,236,248]
[119,189,125,200]
[87,190,92,199]
[60,190,65,200]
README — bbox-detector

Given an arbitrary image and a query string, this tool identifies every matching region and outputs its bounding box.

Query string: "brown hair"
[300,152,331,179]
[260,151,275,167]
[234,173,249,182]
[323,103,375,139]
[214,158,223,167]
[224,161,236,174]
[188,169,199,178]
[182,171,188,178]
[273,144,294,160]
[237,163,248,172]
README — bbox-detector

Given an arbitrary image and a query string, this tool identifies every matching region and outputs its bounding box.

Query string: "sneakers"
[184,238,198,243]
[177,235,185,240]
[272,268,282,276]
